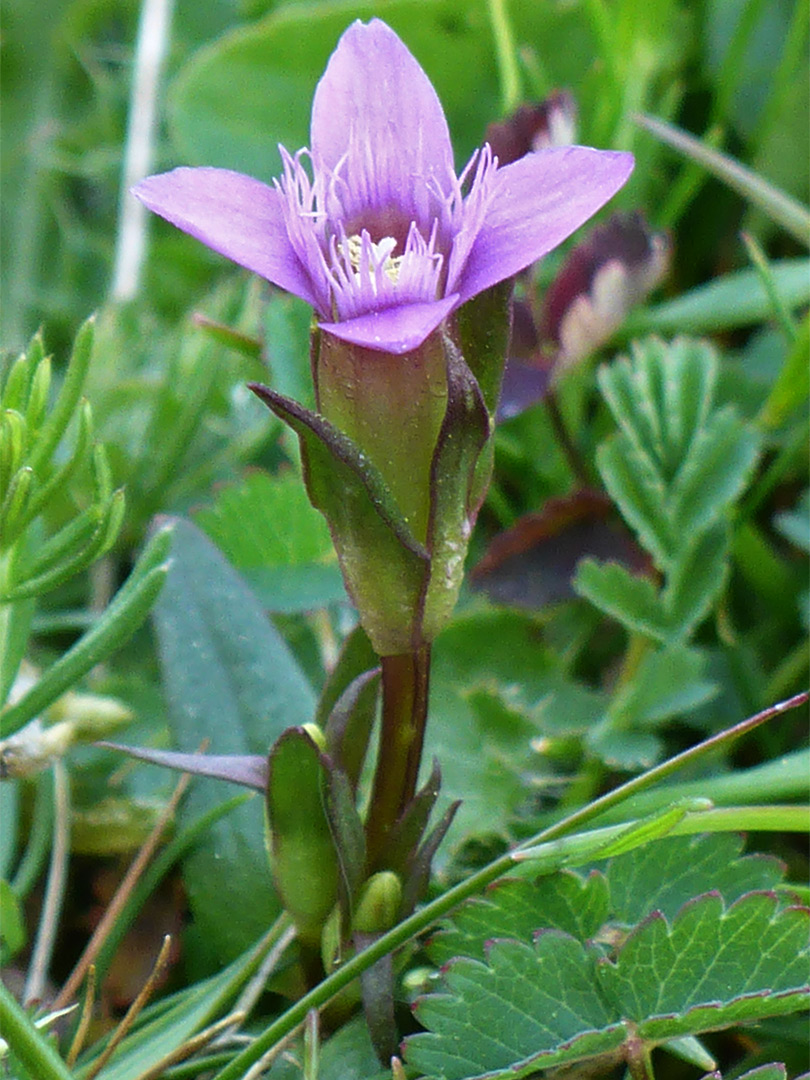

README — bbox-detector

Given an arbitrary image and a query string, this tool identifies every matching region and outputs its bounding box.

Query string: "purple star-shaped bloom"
[133,19,633,355]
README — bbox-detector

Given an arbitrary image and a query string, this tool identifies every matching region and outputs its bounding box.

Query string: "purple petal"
[132,167,319,306]
[319,295,458,355]
[310,20,454,223]
[456,147,634,304]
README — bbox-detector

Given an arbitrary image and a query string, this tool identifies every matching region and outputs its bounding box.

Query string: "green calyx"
[252,289,511,654]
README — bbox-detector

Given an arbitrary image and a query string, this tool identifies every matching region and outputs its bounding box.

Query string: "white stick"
[110,0,176,301]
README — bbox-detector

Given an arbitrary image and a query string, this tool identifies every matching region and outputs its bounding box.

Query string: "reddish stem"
[364,646,431,871]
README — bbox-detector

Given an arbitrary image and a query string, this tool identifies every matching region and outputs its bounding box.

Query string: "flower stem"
[365,646,431,871]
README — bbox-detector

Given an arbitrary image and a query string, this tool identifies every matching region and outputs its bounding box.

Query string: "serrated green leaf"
[428,871,610,968]
[604,833,785,926]
[601,892,810,1039]
[153,519,315,962]
[735,1065,787,1080]
[410,933,622,1079]
[407,840,805,1079]
[574,560,669,642]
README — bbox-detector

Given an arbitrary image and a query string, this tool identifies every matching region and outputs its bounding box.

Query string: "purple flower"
[133,19,633,356]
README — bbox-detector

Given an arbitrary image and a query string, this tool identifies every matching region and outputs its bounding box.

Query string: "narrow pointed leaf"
[251,384,429,654]
[385,758,443,876]
[98,742,268,790]
[323,667,380,794]
[421,339,491,640]
[153,519,315,960]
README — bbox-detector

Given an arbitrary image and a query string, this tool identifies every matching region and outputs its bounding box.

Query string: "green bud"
[1,354,32,413]
[352,871,402,934]
[26,357,52,433]
[320,903,343,972]
[0,466,34,542]
[0,411,28,497]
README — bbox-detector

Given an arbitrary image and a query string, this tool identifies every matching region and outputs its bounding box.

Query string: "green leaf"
[604,833,785,926]
[406,842,807,1079]
[0,879,25,960]
[0,980,74,1080]
[734,1065,787,1080]
[153,518,315,962]
[624,260,810,336]
[266,1014,384,1080]
[600,892,810,1040]
[774,490,810,552]
[669,409,760,538]
[0,525,172,738]
[574,560,669,642]
[408,934,623,1078]
[662,523,730,639]
[195,468,346,613]
[606,645,717,730]
[758,313,810,430]
[425,608,566,855]
[81,923,289,1080]
[596,432,671,566]
[428,871,610,967]
[586,642,719,766]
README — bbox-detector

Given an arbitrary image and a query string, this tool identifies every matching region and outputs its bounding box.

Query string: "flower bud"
[352,871,402,934]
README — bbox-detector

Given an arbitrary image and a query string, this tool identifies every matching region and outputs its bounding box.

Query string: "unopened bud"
[352,871,402,934]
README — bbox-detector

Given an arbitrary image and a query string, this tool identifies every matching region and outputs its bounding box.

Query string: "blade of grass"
[23,761,70,1005]
[637,113,810,246]
[0,981,74,1080]
[741,231,799,343]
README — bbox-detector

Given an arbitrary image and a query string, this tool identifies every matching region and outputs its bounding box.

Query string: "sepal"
[250,384,429,654]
